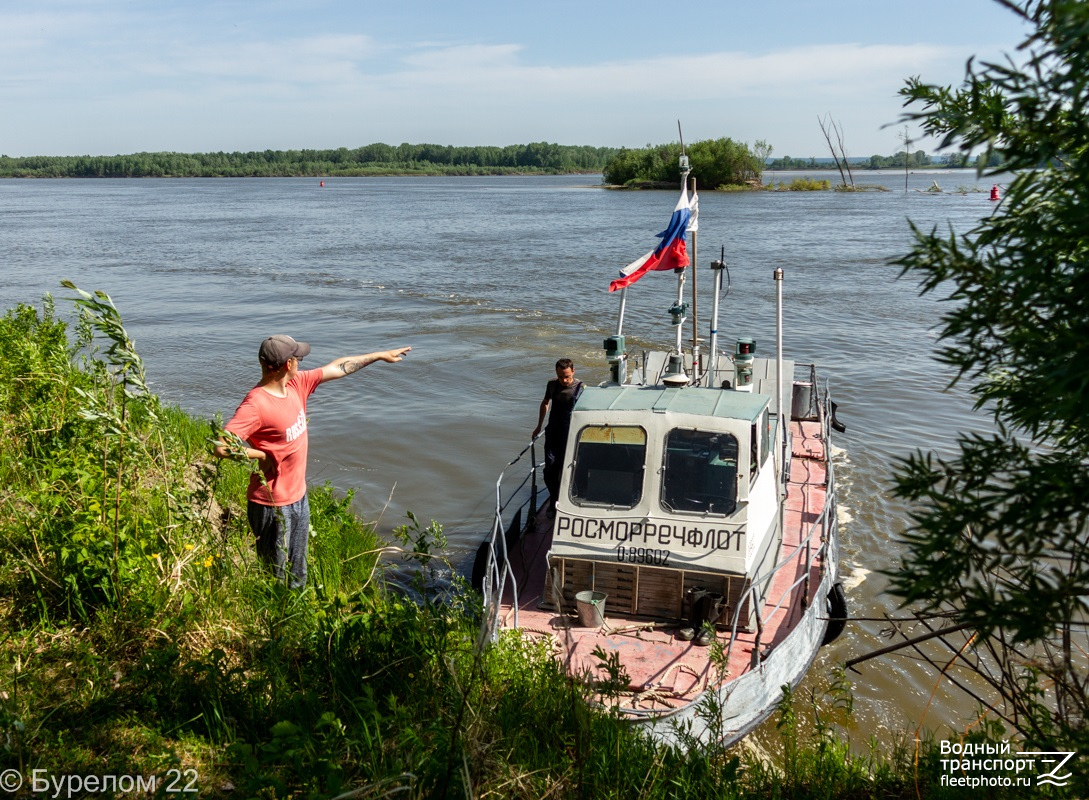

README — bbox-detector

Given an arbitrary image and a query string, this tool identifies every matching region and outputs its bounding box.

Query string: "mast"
[663,134,691,388]
[690,176,699,382]
[775,268,786,498]
[608,289,628,385]
[613,124,695,388]
[708,246,725,386]
[662,130,688,387]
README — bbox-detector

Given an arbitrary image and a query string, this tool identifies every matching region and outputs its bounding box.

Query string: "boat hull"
[645,516,838,747]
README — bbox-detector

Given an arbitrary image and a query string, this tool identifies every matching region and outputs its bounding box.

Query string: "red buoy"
[990,184,1000,201]
[320,180,325,187]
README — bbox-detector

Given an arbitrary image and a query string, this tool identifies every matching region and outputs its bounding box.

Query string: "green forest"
[0,140,1004,182]
[0,142,619,178]
[766,151,1005,170]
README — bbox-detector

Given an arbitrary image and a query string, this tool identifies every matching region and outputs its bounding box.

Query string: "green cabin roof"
[575,385,770,424]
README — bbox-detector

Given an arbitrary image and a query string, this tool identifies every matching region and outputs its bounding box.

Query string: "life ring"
[821,582,848,646]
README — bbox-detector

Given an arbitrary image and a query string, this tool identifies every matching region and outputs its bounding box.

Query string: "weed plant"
[0,290,1063,798]
[765,178,832,191]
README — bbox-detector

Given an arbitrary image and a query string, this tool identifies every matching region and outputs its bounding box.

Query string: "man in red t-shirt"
[214,334,410,588]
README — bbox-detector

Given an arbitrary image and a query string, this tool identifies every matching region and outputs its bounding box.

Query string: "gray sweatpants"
[247,494,310,589]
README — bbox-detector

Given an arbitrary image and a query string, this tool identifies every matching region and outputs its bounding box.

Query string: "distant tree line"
[0,142,619,178]
[767,151,1005,170]
[602,138,772,189]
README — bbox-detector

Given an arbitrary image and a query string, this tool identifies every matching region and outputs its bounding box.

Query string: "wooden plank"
[592,563,636,615]
[545,558,751,626]
[634,566,683,618]
[561,559,593,612]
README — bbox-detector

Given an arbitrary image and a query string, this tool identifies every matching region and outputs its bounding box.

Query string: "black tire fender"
[821,582,848,646]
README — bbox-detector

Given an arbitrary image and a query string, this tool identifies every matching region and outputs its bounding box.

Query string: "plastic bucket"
[575,590,607,627]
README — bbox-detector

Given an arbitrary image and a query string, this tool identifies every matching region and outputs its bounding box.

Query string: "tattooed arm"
[318,347,411,383]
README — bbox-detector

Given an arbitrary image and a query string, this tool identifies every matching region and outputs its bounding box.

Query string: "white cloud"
[177,34,378,83]
[0,1,1015,156]
[400,43,523,71]
[335,41,964,151]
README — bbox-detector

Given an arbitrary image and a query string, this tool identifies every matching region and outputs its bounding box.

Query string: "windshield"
[661,429,739,516]
[570,425,646,508]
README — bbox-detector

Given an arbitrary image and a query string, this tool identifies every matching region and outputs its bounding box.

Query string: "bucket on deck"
[575,590,607,627]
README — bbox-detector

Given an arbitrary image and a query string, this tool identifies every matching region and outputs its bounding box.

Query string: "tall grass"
[0,291,1057,798]
[764,178,831,191]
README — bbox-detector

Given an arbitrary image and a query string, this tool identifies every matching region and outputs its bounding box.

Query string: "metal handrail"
[479,438,542,639]
[761,480,835,618]
[738,503,833,666]
[724,382,836,665]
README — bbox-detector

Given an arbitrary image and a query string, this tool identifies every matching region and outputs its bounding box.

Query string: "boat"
[472,157,845,747]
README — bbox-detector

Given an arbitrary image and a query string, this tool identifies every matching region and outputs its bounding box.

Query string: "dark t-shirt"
[544,379,584,436]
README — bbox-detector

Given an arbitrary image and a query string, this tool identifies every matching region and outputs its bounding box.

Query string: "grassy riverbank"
[0,291,1045,798]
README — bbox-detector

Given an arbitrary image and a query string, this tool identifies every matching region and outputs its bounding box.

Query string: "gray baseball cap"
[258,335,311,368]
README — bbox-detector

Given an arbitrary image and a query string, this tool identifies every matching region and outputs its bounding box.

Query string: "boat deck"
[495,419,831,714]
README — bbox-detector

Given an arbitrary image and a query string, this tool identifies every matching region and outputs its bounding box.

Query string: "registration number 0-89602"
[616,546,670,566]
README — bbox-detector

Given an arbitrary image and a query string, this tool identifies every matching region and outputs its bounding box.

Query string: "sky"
[0,0,1034,159]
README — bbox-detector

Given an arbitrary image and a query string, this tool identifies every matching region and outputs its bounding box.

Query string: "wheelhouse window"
[661,429,739,516]
[570,425,646,508]
[760,410,770,466]
[750,409,770,485]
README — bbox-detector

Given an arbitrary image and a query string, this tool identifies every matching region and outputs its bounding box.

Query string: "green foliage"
[0,287,169,621]
[889,0,1089,773]
[743,678,910,799]
[308,485,385,596]
[0,142,619,178]
[603,138,768,188]
[590,645,631,703]
[766,155,823,170]
[392,510,448,584]
[865,149,934,169]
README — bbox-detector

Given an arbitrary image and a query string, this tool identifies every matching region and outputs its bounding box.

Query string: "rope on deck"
[616,658,722,711]
[518,626,564,656]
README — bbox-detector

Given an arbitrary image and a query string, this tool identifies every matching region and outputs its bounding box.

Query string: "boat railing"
[479,437,542,639]
[725,381,837,668]
[738,483,835,668]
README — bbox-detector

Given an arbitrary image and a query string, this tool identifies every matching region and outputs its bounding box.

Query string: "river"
[0,169,1006,745]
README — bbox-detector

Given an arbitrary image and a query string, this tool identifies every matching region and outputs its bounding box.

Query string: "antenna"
[678,120,689,173]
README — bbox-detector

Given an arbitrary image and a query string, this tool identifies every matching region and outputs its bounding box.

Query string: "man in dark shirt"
[532,358,584,516]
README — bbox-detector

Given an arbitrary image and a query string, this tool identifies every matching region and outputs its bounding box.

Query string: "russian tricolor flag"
[609,184,692,292]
